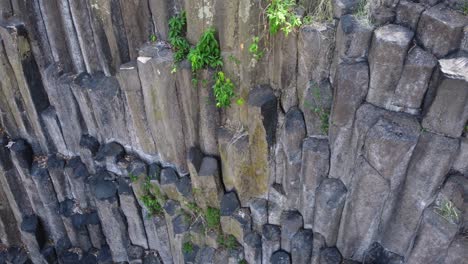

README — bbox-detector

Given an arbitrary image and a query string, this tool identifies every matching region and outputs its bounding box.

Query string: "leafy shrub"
[141,194,163,215]
[188,28,223,71]
[169,12,190,63]
[435,199,460,224]
[266,0,302,36]
[213,71,235,108]
[218,234,237,250]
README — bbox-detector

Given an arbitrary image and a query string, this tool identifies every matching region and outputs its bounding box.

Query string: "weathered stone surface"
[406,208,459,263]
[192,156,223,209]
[417,4,467,58]
[311,232,326,264]
[221,208,252,242]
[0,22,50,151]
[281,108,306,208]
[243,231,262,264]
[262,224,281,264]
[160,167,182,201]
[143,214,173,264]
[332,0,360,18]
[362,242,403,264]
[297,23,335,94]
[195,246,215,264]
[269,31,298,111]
[220,192,241,217]
[271,250,291,264]
[119,0,152,59]
[280,210,303,252]
[301,137,330,228]
[41,107,68,155]
[197,69,220,156]
[391,47,437,114]
[118,185,148,249]
[117,61,156,154]
[218,128,252,206]
[314,178,347,246]
[381,132,459,256]
[249,198,268,231]
[42,67,84,155]
[137,44,188,173]
[268,183,288,225]
[445,236,468,264]
[453,137,468,175]
[246,85,278,204]
[422,56,468,138]
[300,80,333,137]
[291,229,313,264]
[320,247,343,264]
[395,1,425,31]
[367,24,414,110]
[95,142,125,175]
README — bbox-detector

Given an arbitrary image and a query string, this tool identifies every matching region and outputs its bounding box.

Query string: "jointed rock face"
[0,0,467,263]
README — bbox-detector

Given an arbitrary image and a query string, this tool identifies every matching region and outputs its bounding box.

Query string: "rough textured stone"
[395,1,425,31]
[301,137,330,228]
[280,211,303,252]
[220,192,241,217]
[221,208,252,242]
[192,157,223,210]
[391,47,437,114]
[291,229,313,264]
[332,0,360,18]
[453,137,468,175]
[320,247,343,264]
[445,236,468,264]
[381,132,459,256]
[362,242,403,264]
[297,23,335,94]
[243,231,262,264]
[314,178,347,246]
[300,80,333,137]
[249,198,268,231]
[422,56,468,138]
[137,44,187,173]
[367,24,414,110]
[271,250,291,264]
[262,224,281,264]
[406,208,459,263]
[417,4,467,58]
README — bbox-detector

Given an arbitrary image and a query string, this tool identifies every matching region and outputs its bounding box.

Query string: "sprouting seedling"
[149,34,157,42]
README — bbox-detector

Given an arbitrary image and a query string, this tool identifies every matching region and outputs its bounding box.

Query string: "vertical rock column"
[137,44,188,173]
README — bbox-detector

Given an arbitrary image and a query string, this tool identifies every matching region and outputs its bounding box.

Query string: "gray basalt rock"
[422,56,468,138]
[243,231,262,264]
[297,22,335,94]
[117,61,156,154]
[221,207,252,242]
[220,192,241,217]
[367,24,414,110]
[281,108,306,208]
[453,137,468,175]
[291,229,313,264]
[118,182,148,249]
[391,46,437,114]
[249,198,268,231]
[137,43,188,173]
[247,85,278,204]
[191,156,223,210]
[320,247,343,264]
[417,4,468,58]
[41,108,68,156]
[280,210,303,252]
[362,242,403,264]
[95,142,125,175]
[271,250,291,264]
[381,132,459,256]
[311,232,326,264]
[395,1,425,31]
[195,246,215,264]
[197,69,220,156]
[300,80,333,137]
[332,0,360,18]
[313,178,347,246]
[268,183,289,225]
[406,208,459,263]
[262,224,281,264]
[143,214,173,264]
[301,137,330,228]
[445,236,468,264]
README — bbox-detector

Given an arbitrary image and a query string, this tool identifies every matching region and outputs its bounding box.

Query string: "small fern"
[169,12,190,63]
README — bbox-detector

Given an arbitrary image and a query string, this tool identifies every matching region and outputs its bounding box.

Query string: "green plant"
[169,12,191,63]
[236,98,245,106]
[218,234,237,250]
[228,55,241,65]
[306,85,330,134]
[435,199,460,224]
[188,28,223,71]
[461,0,468,15]
[183,241,194,254]
[141,194,163,215]
[186,202,203,215]
[239,260,248,264]
[302,15,313,24]
[129,173,138,183]
[149,34,157,42]
[213,71,235,108]
[205,207,221,230]
[266,0,302,36]
[249,36,264,60]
